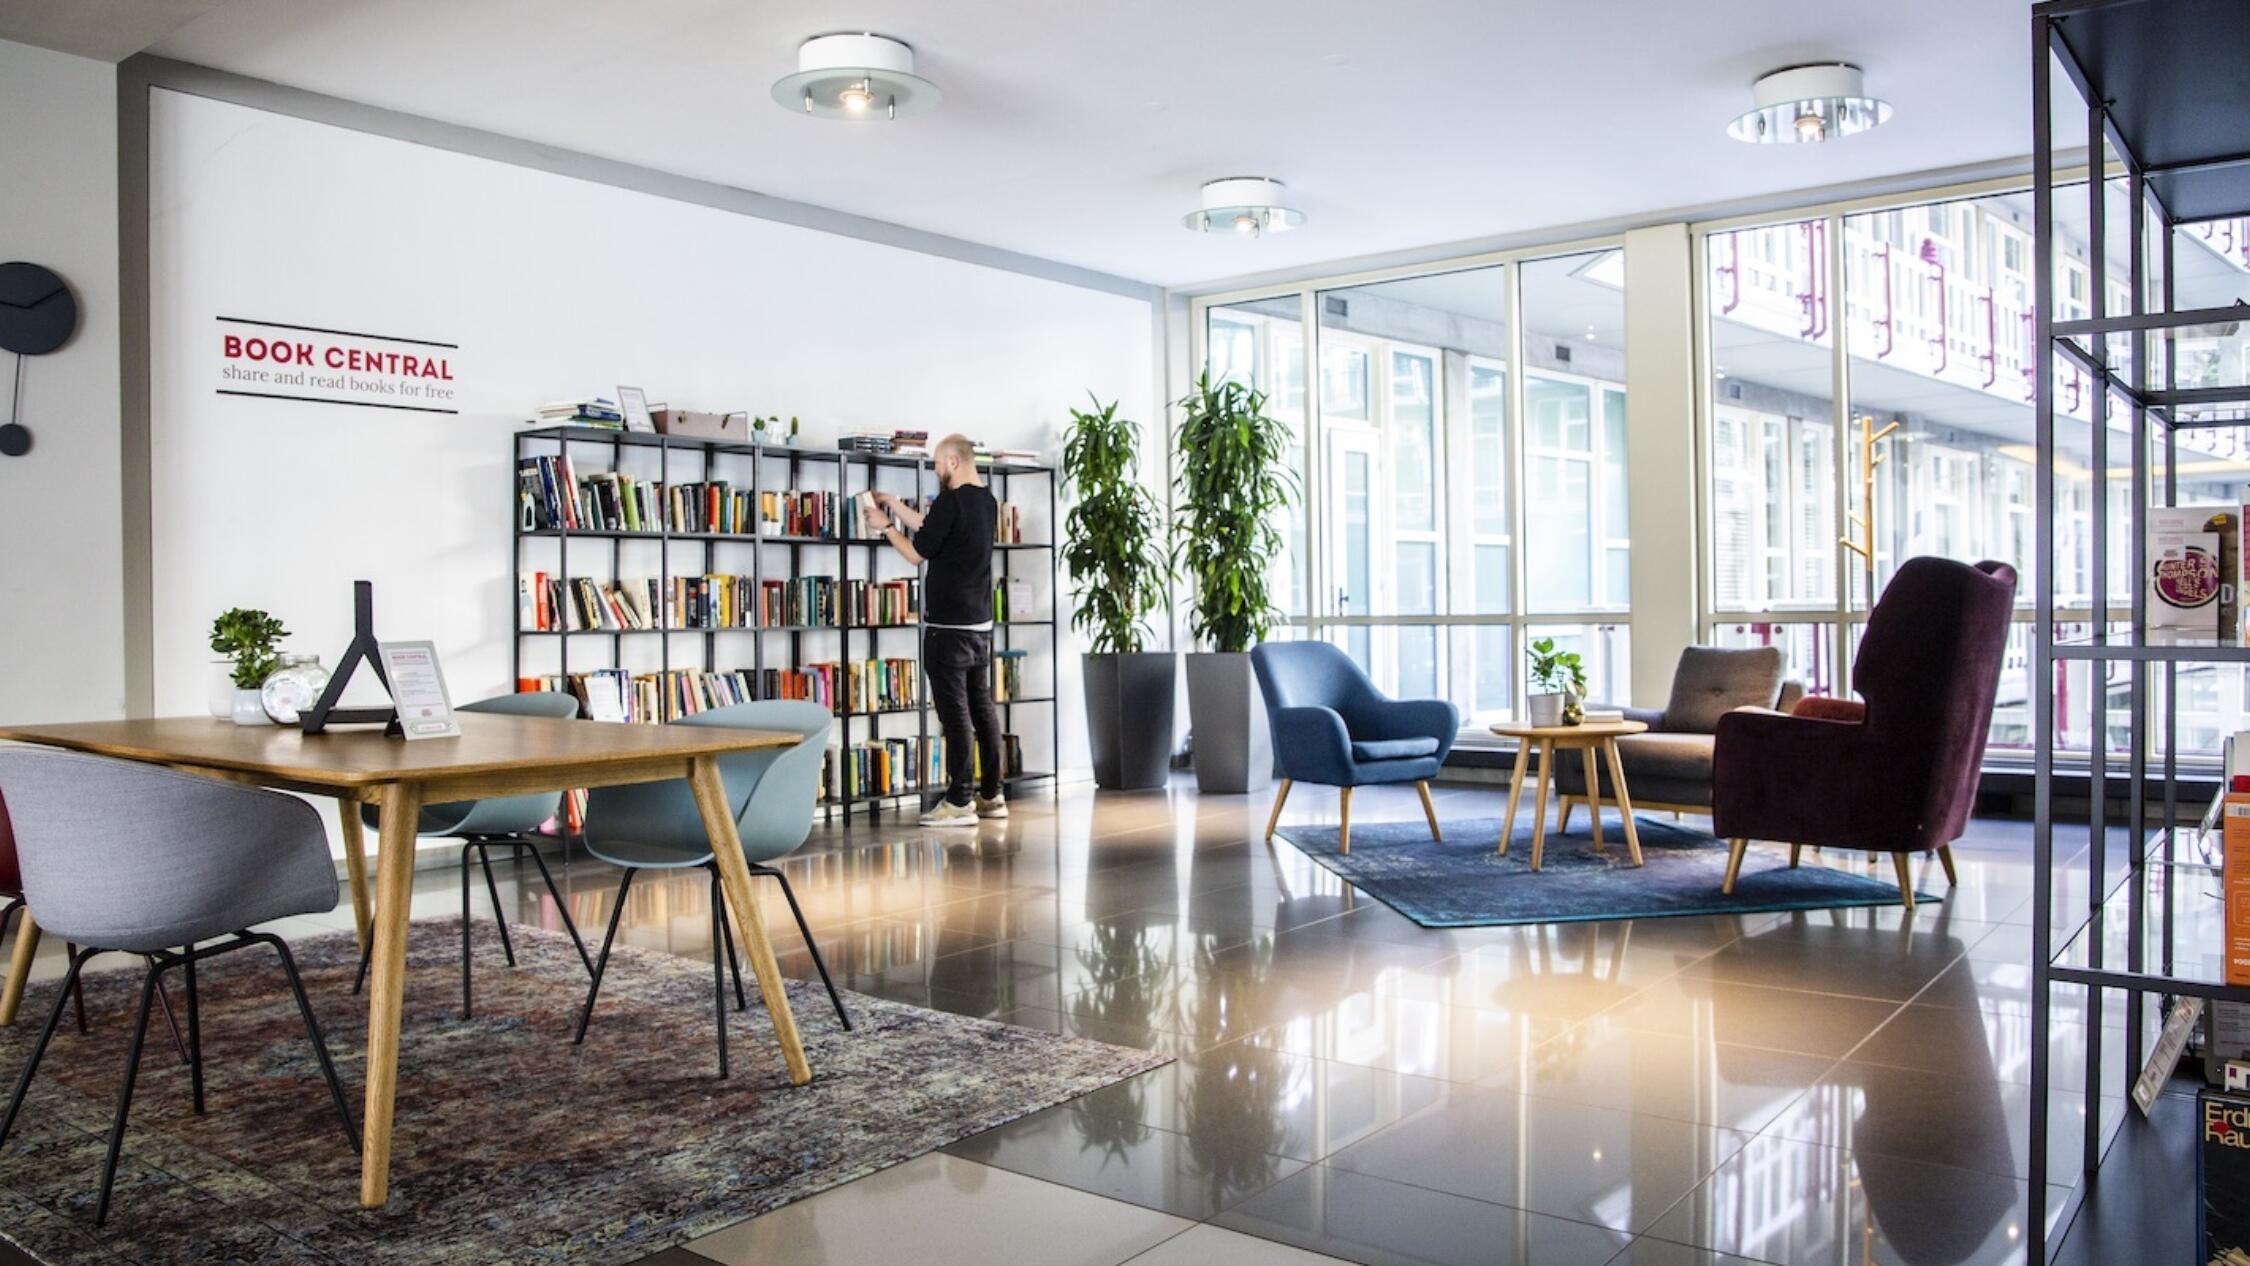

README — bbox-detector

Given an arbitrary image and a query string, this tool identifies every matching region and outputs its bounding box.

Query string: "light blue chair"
[353,691,592,1018]
[1251,641,1460,855]
[0,749,357,1225]
[572,701,845,1080]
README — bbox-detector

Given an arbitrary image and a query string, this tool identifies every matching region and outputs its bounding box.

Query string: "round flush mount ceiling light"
[771,33,940,121]
[1727,63,1891,144]
[1183,177,1304,237]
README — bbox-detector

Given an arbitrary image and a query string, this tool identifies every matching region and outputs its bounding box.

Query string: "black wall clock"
[0,260,78,458]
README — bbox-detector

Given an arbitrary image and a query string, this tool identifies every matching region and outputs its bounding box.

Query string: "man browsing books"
[864,433,1005,827]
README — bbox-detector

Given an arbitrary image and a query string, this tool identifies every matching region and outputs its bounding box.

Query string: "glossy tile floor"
[3,779,2138,1266]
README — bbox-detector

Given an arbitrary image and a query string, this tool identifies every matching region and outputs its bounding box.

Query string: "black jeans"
[925,627,1002,806]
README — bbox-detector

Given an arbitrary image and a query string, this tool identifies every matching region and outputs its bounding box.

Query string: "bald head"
[934,433,981,488]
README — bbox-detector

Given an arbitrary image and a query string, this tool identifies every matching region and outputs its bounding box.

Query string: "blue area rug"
[1277,813,1938,927]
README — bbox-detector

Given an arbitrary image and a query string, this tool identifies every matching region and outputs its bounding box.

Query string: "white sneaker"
[976,794,1009,820]
[919,799,979,827]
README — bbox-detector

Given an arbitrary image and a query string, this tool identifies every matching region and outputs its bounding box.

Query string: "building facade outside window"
[1702,186,2250,764]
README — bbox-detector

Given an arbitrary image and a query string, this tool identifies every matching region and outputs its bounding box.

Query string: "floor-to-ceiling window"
[1701,185,2250,765]
[1196,245,1626,734]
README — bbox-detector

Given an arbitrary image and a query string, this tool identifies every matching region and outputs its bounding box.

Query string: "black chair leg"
[461,842,478,1020]
[0,947,94,1150]
[147,955,191,1069]
[478,845,518,967]
[574,869,635,1045]
[252,933,359,1154]
[353,917,374,996]
[756,865,853,1031]
[518,841,594,976]
[709,869,729,1080]
[712,870,747,1013]
[62,943,88,1035]
[181,947,204,1114]
[94,961,163,1226]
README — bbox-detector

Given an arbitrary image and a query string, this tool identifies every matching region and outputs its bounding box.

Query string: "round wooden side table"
[1485,719,1648,871]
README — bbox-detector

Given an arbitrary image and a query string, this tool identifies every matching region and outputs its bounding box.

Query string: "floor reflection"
[20,780,2098,1266]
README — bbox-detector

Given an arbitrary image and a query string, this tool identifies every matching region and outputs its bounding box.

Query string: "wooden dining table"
[0,712,808,1208]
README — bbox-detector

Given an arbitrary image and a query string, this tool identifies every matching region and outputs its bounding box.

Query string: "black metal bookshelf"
[510,424,1059,822]
[2030,1,2250,1260]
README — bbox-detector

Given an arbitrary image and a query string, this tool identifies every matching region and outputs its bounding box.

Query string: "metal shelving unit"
[511,424,1060,824]
[2029,1,2250,1260]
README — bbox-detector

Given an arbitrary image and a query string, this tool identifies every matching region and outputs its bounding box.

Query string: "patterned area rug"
[1279,813,1937,927]
[0,922,1169,1265]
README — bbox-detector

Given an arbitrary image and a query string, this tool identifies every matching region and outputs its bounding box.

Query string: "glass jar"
[260,654,331,725]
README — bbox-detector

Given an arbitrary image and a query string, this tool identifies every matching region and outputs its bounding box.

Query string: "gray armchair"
[1550,646,1803,825]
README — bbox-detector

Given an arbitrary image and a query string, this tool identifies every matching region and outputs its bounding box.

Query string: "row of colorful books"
[845,658,919,713]
[521,572,921,632]
[822,732,1027,802]
[993,648,1029,701]
[517,668,757,724]
[518,453,851,540]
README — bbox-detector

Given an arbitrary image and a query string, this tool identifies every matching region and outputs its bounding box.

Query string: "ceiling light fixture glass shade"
[771,33,940,120]
[1727,63,1891,144]
[1183,177,1304,236]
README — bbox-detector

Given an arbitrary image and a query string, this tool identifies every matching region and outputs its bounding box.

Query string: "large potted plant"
[1063,395,1175,790]
[1173,371,1295,794]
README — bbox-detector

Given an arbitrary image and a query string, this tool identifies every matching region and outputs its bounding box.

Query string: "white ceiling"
[27,0,2051,288]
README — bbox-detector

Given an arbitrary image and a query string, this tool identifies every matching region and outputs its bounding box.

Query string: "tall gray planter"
[1084,652,1176,790]
[1185,651,1272,794]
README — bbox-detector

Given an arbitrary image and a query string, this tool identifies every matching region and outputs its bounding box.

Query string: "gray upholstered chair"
[1549,646,1804,828]
[354,691,592,1018]
[574,701,845,1079]
[0,749,358,1224]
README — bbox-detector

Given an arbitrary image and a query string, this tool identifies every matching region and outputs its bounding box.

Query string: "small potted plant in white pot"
[209,607,289,726]
[1525,636,1585,727]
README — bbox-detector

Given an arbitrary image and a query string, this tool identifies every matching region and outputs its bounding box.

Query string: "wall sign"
[215,316,460,414]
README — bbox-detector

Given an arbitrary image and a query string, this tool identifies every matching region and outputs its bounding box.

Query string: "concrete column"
[1622,223,1699,706]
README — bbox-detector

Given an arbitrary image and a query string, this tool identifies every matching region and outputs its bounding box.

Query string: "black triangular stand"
[301,580,401,735]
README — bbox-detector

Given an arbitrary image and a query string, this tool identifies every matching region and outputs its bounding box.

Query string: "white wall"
[149,90,1152,788]
[0,40,125,724]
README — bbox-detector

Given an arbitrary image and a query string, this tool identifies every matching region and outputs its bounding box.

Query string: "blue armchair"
[1251,642,1460,854]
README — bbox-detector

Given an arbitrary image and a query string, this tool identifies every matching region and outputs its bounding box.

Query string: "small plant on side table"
[1525,636,1586,726]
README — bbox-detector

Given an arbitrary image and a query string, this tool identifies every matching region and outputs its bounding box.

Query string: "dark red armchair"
[1712,557,2018,906]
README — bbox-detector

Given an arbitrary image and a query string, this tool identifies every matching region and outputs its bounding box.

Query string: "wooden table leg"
[1498,740,1531,856]
[1602,739,1644,867]
[1529,741,1554,872]
[690,756,811,1087]
[338,797,373,952]
[1580,744,1607,853]
[360,780,423,1209]
[0,912,43,1026]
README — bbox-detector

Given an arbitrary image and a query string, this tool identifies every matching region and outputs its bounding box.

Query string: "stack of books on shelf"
[522,573,762,632]
[919,733,1026,783]
[837,432,893,454]
[845,657,919,713]
[827,737,928,802]
[994,648,1028,701]
[534,397,625,428]
[518,668,756,724]
[763,663,839,710]
[850,495,926,539]
[891,430,930,457]
[759,575,838,628]
[991,577,1034,621]
[994,501,1025,544]
[986,447,1039,466]
[759,490,841,539]
[846,578,919,626]
[518,454,761,536]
